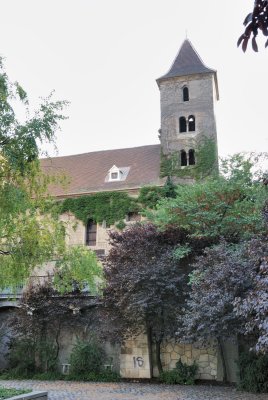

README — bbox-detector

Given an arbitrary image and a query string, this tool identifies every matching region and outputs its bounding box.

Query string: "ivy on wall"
[60,180,177,226]
[160,138,218,180]
[60,191,138,226]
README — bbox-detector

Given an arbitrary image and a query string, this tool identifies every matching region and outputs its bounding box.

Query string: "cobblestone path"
[1,380,268,400]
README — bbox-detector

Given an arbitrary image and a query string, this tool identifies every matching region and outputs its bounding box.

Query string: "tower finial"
[185,29,188,39]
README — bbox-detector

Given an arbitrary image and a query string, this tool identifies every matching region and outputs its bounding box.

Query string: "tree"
[0,57,102,289]
[148,154,267,252]
[177,241,255,381]
[234,236,268,354]
[0,57,66,286]
[238,0,268,52]
[101,223,187,376]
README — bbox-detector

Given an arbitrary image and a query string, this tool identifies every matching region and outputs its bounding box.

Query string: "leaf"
[252,36,259,52]
[242,37,249,52]
[237,34,245,47]
[243,13,253,26]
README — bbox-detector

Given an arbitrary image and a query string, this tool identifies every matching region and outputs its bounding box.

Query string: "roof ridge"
[40,143,161,161]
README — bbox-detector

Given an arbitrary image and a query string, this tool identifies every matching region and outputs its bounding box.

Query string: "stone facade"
[120,334,151,379]
[158,73,218,156]
[160,340,218,380]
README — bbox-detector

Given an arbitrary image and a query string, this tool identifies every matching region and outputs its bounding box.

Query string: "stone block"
[171,351,179,360]
[185,350,192,358]
[138,369,151,378]
[199,354,209,362]
[166,343,173,352]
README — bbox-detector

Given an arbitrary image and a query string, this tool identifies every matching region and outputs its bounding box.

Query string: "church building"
[41,39,219,257]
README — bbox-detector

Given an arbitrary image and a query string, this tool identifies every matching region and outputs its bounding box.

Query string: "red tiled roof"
[41,144,165,198]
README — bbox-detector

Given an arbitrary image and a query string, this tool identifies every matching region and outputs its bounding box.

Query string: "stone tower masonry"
[156,39,219,170]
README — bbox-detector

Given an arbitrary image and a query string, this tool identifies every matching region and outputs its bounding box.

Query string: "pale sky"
[0,0,267,158]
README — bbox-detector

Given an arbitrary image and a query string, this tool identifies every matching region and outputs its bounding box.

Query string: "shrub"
[66,370,120,382]
[238,352,268,393]
[7,338,58,377]
[159,360,198,385]
[69,338,105,378]
[8,338,36,377]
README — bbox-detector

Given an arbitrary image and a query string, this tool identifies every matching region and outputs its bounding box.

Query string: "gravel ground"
[1,380,268,400]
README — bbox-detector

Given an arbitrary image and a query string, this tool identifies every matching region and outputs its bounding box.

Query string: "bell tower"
[157,39,219,175]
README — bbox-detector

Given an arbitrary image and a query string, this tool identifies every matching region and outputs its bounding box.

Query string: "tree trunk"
[155,339,163,374]
[146,324,153,378]
[218,338,227,383]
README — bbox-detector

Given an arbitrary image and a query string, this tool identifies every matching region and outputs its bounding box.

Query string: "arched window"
[188,115,195,131]
[181,150,187,166]
[189,149,196,165]
[183,86,189,102]
[179,116,187,133]
[85,219,97,246]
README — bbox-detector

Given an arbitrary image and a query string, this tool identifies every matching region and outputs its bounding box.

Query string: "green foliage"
[8,338,36,377]
[115,220,126,230]
[138,186,165,209]
[0,387,31,399]
[238,352,268,393]
[172,245,191,260]
[60,181,177,226]
[160,138,217,180]
[159,360,198,385]
[7,337,58,377]
[0,56,70,286]
[69,338,106,378]
[149,153,268,247]
[66,370,120,382]
[54,246,104,294]
[60,191,138,226]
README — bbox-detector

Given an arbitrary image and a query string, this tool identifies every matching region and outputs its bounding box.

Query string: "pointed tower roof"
[157,39,216,82]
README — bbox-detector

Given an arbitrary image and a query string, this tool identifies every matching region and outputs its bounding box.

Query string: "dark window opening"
[183,86,189,102]
[86,219,97,246]
[189,149,196,165]
[181,150,187,166]
[179,116,187,133]
[126,212,141,222]
[111,172,119,180]
[188,115,195,131]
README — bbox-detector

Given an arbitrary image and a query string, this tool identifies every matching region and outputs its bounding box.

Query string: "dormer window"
[108,165,122,182]
[111,172,119,180]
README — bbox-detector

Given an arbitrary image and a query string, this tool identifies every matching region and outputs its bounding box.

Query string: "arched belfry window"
[188,115,195,132]
[86,219,97,246]
[179,116,187,133]
[183,86,189,102]
[189,149,196,165]
[181,150,187,166]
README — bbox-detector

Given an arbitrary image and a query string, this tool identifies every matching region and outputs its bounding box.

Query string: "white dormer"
[108,165,122,182]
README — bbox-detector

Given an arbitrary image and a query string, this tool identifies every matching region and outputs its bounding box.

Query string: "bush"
[66,370,120,382]
[8,338,36,377]
[238,352,268,393]
[159,360,198,385]
[69,338,105,378]
[7,338,58,378]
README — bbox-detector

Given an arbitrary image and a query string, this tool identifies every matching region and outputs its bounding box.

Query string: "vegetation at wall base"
[159,360,198,385]
[0,387,31,399]
[69,338,105,376]
[66,370,120,382]
[238,352,268,393]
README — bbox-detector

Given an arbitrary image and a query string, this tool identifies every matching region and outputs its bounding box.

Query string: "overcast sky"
[1,0,267,158]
